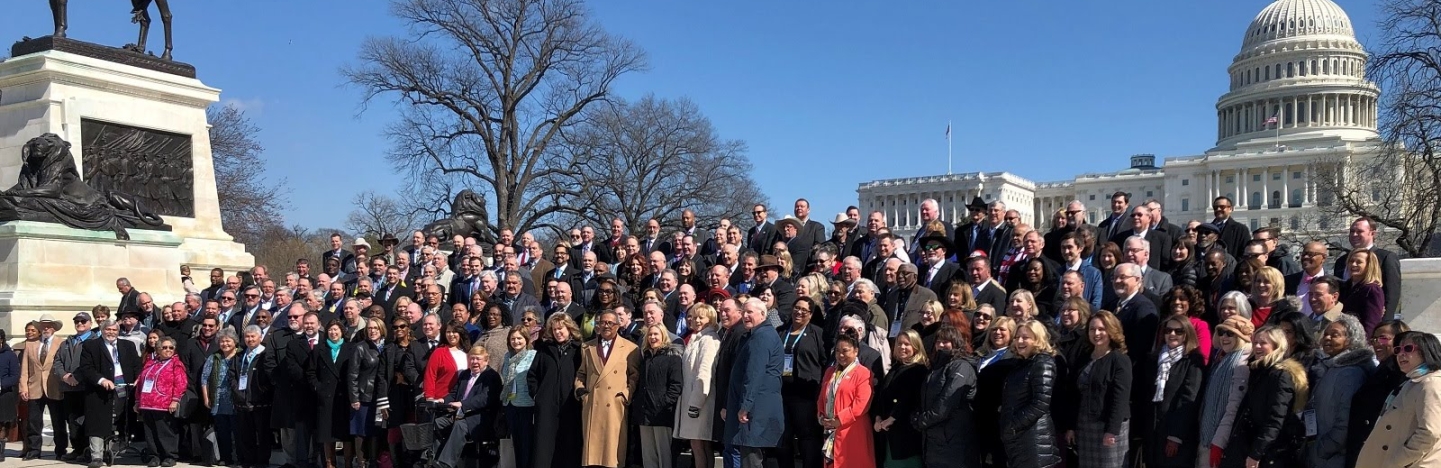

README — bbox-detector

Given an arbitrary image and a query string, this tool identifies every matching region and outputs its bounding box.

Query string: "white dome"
[1242,0,1355,49]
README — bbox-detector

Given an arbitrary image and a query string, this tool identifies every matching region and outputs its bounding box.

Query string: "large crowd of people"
[0,193,1436,468]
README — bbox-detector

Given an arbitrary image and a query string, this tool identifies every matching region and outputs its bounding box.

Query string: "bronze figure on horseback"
[48,0,174,60]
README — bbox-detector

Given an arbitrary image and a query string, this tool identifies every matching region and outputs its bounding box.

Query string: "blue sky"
[0,1,1382,230]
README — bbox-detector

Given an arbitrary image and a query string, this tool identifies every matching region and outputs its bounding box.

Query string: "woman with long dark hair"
[308,320,352,468]
[911,325,979,468]
[1346,320,1410,467]
[1356,331,1441,466]
[1139,315,1204,468]
[1069,310,1131,468]
[0,329,20,462]
[526,313,584,468]
[873,330,929,468]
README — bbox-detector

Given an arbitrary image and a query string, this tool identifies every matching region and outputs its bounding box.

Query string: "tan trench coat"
[1357,370,1441,467]
[574,337,640,468]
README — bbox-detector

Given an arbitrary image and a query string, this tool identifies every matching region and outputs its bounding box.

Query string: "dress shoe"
[87,460,103,468]
[23,451,42,460]
[162,459,177,467]
[148,459,161,467]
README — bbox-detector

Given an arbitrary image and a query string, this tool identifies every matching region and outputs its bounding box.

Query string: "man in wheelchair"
[431,346,500,468]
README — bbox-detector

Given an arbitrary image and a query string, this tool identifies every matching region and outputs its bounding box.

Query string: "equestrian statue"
[48,0,174,60]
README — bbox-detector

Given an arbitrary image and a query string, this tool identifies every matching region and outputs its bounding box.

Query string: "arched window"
[1250,191,1262,210]
[1290,217,1300,231]
[1270,190,1282,209]
[1290,188,1303,207]
[1288,63,1295,77]
[1324,60,1330,74]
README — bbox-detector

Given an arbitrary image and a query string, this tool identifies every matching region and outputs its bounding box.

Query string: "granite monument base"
[0,221,188,333]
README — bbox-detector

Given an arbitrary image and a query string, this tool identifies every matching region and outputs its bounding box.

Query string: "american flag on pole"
[1265,115,1279,125]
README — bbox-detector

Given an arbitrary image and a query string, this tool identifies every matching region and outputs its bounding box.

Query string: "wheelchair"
[398,400,496,468]
[102,383,138,466]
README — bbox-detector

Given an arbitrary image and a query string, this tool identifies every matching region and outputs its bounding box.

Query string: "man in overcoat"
[574,310,641,468]
[725,298,785,468]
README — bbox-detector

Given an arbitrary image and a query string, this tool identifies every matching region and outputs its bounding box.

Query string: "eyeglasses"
[923,244,944,251]
[1217,329,1238,339]
[1163,327,1186,336]
[159,346,175,350]
[826,290,843,296]
[1065,210,1082,215]
[599,290,615,294]
[596,321,618,327]
[752,210,765,215]
[974,314,992,321]
[523,317,537,323]
[244,294,260,298]
[1394,344,1418,355]
[288,315,303,320]
[1213,204,1232,209]
[222,297,236,301]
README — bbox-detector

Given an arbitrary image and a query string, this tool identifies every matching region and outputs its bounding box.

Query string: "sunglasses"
[222,297,236,301]
[1217,329,1238,339]
[244,294,260,298]
[1213,205,1232,209]
[159,346,175,350]
[923,244,944,251]
[1394,344,1418,355]
[75,319,90,324]
[523,317,537,323]
[1163,327,1186,336]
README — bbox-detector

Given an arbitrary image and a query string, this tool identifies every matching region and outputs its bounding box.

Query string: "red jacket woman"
[136,348,188,412]
[818,335,875,468]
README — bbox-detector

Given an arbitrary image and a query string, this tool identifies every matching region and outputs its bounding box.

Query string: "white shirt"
[1297,270,1323,314]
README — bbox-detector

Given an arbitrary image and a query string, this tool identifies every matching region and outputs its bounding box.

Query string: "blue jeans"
[722,443,740,468]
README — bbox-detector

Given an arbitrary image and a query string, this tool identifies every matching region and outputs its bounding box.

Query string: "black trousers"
[141,410,180,462]
[26,397,68,454]
[236,407,273,467]
[64,391,89,452]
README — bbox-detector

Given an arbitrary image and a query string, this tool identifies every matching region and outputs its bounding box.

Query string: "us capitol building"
[859,0,1382,239]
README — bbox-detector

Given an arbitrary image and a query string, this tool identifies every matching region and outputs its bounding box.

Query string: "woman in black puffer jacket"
[1220,325,1308,468]
[345,321,391,468]
[1000,320,1060,468]
[631,324,683,468]
[911,325,980,468]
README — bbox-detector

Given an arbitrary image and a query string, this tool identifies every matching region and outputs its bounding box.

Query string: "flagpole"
[947,120,953,174]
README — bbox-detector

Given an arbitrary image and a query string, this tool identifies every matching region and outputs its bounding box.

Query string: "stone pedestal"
[0,43,253,335]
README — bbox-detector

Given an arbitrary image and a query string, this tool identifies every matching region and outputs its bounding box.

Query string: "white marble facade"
[858,0,1382,239]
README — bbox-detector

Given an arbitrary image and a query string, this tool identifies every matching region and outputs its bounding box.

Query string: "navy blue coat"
[724,325,785,448]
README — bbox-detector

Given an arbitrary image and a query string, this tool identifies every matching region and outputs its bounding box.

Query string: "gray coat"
[1307,347,1376,468]
[51,332,94,392]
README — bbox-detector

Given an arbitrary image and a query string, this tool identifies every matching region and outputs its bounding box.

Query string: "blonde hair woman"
[633,324,683,468]
[873,329,930,467]
[1006,289,1038,322]
[674,304,721,468]
[1219,326,1308,468]
[1000,320,1060,467]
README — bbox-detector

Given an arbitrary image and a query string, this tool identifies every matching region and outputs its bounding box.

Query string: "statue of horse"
[49,0,174,60]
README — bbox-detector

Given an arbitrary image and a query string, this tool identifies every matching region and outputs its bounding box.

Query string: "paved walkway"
[2,442,722,468]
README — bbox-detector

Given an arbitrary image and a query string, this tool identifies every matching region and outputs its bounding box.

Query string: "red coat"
[818,363,874,468]
[423,347,461,400]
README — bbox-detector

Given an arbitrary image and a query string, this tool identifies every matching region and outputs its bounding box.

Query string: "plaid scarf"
[1154,345,1183,402]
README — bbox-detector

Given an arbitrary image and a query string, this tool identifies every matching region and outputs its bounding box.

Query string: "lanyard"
[783,326,807,353]
[143,358,174,382]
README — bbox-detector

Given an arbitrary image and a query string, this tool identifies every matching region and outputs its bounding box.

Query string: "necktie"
[309,337,316,349]
[554,268,563,279]
[602,341,611,363]
[430,339,438,349]
[464,375,478,399]
[40,338,49,359]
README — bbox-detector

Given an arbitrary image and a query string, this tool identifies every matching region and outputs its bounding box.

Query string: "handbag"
[175,389,201,419]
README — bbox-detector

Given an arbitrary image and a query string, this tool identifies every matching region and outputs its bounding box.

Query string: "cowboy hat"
[353,237,371,249]
[756,255,785,272]
[965,196,989,212]
[32,313,63,331]
[775,216,803,232]
[916,221,954,254]
[830,213,856,226]
[379,233,400,246]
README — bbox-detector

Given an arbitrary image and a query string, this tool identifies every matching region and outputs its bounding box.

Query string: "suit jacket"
[449,275,480,306]
[528,258,556,292]
[1333,247,1403,320]
[986,224,1015,274]
[446,368,501,424]
[322,249,357,275]
[75,338,143,437]
[884,285,940,332]
[747,222,777,255]
[1096,212,1131,250]
[920,261,962,298]
[789,220,827,272]
[1107,293,1160,361]
[909,219,956,260]
[20,338,61,399]
[1109,228,1173,271]
[550,302,588,323]
[1213,218,1251,261]
[118,289,140,314]
[763,279,799,322]
[496,293,542,324]
[375,281,416,313]
[954,221,991,257]
[1140,267,1174,297]
[974,280,1008,313]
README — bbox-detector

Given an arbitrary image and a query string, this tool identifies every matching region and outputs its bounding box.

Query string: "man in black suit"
[850,210,888,262]
[1104,263,1160,362]
[1332,217,1404,319]
[229,285,267,332]
[678,209,711,254]
[494,273,542,324]
[755,255,797,321]
[374,266,415,315]
[449,257,480,306]
[639,219,664,256]
[1042,200,1087,264]
[321,232,357,275]
[271,306,317,468]
[984,202,1015,274]
[1252,226,1301,276]
[1096,191,1132,251]
[967,256,1008,313]
[435,351,501,468]
[1144,200,1186,246]
[74,320,142,468]
[789,199,828,271]
[115,278,140,318]
[907,198,955,261]
[1286,241,1330,314]
[917,230,961,298]
[595,218,626,265]
[953,197,991,257]
[1210,196,1251,261]
[1109,204,1172,271]
[548,282,587,322]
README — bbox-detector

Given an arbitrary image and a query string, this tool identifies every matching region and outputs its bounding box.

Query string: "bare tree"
[1314,0,1441,257]
[557,95,766,234]
[346,190,426,238]
[208,104,286,249]
[342,0,646,237]
[249,224,330,275]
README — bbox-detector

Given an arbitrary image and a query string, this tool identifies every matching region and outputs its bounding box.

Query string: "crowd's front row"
[3,293,1440,468]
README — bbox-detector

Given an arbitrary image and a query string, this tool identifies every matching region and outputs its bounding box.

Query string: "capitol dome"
[1212,0,1379,151]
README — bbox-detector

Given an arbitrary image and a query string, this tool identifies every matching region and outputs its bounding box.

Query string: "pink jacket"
[136,357,189,411]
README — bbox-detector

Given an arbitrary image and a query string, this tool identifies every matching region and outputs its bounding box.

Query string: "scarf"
[822,361,857,461]
[207,352,232,393]
[1384,365,1432,413]
[326,338,344,361]
[1154,345,1184,402]
[1198,349,1247,445]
